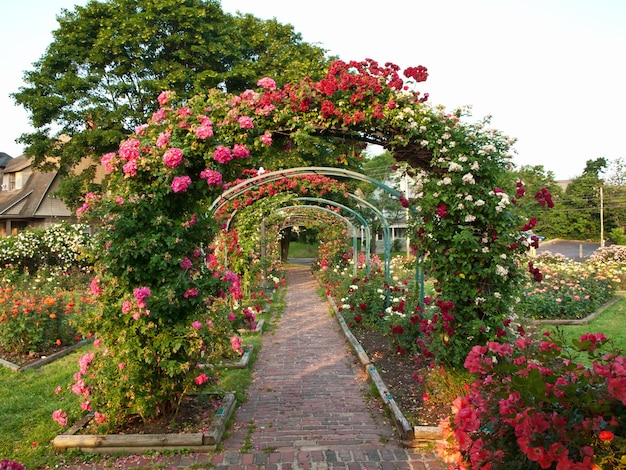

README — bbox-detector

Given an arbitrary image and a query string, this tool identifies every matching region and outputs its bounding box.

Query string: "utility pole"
[600,186,605,248]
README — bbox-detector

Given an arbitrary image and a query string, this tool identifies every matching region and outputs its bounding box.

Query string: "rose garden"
[1,59,625,469]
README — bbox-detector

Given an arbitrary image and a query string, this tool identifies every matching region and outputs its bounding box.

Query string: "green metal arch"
[273,205,360,276]
[209,166,417,215]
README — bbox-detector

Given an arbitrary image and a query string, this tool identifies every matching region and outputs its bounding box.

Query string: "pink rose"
[195,373,208,385]
[256,77,276,90]
[171,175,192,193]
[163,147,184,167]
[52,409,68,427]
[213,146,233,164]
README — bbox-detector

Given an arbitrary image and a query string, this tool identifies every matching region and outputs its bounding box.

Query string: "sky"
[1,0,625,180]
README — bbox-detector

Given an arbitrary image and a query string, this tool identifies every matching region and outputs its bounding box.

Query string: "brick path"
[207,266,444,469]
[60,266,445,469]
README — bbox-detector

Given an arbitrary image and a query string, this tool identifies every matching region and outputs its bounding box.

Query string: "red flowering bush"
[437,330,626,469]
[0,288,91,355]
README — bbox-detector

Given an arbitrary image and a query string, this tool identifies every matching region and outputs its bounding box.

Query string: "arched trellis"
[274,204,360,275]
[210,166,419,292]
[284,196,372,276]
[209,166,417,216]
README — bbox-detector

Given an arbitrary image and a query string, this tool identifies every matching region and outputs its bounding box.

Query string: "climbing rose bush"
[69,57,541,426]
[437,330,626,469]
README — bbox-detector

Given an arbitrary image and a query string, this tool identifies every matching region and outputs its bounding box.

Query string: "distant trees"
[514,157,626,243]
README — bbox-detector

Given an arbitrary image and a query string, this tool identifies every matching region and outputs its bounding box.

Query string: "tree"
[550,158,608,241]
[11,0,330,202]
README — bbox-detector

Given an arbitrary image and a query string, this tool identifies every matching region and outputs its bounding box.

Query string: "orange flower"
[56,339,62,346]
[49,313,57,319]
[43,297,57,306]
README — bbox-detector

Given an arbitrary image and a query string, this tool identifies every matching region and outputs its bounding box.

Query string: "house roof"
[0,156,65,219]
[0,152,12,168]
[3,154,31,172]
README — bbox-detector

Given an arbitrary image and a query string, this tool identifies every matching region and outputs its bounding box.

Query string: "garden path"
[61,266,444,469]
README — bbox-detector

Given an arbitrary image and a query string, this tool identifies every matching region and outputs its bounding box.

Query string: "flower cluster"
[437,330,626,469]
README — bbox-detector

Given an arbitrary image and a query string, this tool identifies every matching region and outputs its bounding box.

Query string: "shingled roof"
[0,155,71,219]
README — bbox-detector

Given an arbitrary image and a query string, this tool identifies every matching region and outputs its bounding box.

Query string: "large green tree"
[550,158,607,240]
[11,0,330,205]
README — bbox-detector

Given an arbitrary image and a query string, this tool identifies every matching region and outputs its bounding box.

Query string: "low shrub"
[437,329,626,469]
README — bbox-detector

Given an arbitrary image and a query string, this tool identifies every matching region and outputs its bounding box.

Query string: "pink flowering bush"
[69,58,547,430]
[437,330,626,469]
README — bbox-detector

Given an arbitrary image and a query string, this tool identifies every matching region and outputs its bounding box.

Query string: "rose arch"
[71,59,544,428]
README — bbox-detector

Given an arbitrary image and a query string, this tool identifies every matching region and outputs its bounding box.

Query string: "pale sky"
[1,0,625,180]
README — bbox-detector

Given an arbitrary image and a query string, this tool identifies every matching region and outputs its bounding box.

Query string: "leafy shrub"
[437,330,626,469]
[0,223,92,274]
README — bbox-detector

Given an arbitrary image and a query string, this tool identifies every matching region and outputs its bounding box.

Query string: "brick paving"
[60,266,444,469]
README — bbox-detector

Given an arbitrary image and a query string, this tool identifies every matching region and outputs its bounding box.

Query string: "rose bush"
[437,330,626,469]
[65,58,544,427]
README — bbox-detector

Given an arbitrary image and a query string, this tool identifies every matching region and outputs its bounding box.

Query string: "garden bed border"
[0,339,91,372]
[52,392,236,454]
[327,294,443,447]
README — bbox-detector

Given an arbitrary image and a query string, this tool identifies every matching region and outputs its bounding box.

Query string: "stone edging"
[0,339,91,372]
[327,295,442,447]
[199,344,255,370]
[52,392,236,454]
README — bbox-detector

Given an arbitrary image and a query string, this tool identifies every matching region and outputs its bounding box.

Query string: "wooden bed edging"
[52,392,236,454]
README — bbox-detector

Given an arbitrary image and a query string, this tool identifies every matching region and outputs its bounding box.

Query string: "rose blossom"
[200,168,223,186]
[163,147,184,167]
[213,146,233,164]
[171,175,192,193]
[256,77,276,90]
[52,409,68,427]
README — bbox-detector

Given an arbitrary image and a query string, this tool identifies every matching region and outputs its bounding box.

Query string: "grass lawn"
[288,241,319,258]
[544,295,626,358]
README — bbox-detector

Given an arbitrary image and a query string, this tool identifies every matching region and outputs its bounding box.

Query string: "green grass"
[547,296,626,355]
[0,287,287,469]
[0,348,86,468]
[287,241,318,258]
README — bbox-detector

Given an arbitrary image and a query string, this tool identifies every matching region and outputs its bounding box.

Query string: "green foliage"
[512,165,564,238]
[12,0,330,204]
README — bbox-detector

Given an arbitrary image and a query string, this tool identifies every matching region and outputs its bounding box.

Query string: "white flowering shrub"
[0,223,92,275]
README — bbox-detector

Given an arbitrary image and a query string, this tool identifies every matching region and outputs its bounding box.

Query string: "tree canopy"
[11,0,331,189]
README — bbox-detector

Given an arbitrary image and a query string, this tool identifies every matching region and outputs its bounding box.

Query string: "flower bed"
[53,392,236,454]
[518,254,622,320]
[0,288,93,367]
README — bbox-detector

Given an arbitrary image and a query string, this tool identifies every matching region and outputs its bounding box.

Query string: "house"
[0,153,103,237]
